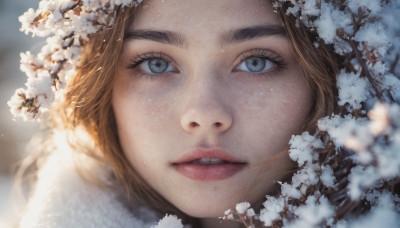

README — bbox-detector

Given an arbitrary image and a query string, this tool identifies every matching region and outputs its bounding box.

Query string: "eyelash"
[127,52,173,70]
[126,49,288,78]
[127,52,177,79]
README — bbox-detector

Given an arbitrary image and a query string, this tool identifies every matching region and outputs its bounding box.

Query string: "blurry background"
[0,0,42,227]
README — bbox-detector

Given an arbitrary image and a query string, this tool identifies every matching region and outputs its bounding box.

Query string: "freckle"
[152,13,162,22]
[221,7,227,16]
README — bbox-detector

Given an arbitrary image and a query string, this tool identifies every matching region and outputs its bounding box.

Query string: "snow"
[302,0,319,16]
[288,132,323,167]
[152,215,183,228]
[285,196,334,228]
[382,73,400,102]
[349,207,400,228]
[246,208,255,217]
[9,0,145,121]
[255,0,400,227]
[355,22,390,57]
[235,202,251,214]
[259,196,285,226]
[20,51,43,78]
[314,3,336,44]
[348,166,378,199]
[369,61,387,77]
[347,0,383,15]
[336,70,370,110]
[320,165,335,188]
[280,182,301,199]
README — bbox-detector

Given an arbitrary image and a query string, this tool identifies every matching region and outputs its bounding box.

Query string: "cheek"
[114,79,171,130]
[112,77,175,160]
[240,81,310,122]
[232,74,312,156]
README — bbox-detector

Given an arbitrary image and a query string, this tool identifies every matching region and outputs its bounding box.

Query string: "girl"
[10,0,400,227]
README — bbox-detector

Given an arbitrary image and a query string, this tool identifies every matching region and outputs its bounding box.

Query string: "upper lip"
[172,148,246,164]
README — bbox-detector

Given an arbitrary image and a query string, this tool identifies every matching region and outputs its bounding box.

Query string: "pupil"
[245,57,266,72]
[148,59,168,73]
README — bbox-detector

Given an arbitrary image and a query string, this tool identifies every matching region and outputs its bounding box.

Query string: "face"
[113,0,312,219]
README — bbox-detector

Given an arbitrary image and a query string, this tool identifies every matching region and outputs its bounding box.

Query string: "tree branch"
[349,40,384,100]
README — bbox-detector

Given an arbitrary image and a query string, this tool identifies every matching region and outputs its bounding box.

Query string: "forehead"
[131,0,279,31]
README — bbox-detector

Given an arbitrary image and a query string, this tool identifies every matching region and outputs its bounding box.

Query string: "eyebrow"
[124,25,286,48]
[124,30,185,47]
[220,25,286,47]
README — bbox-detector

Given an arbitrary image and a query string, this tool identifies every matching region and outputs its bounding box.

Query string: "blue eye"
[236,57,275,73]
[140,58,173,74]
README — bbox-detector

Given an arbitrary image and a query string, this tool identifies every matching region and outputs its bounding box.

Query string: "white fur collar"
[19,136,184,228]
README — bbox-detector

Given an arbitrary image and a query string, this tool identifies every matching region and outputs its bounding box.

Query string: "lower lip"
[174,163,246,181]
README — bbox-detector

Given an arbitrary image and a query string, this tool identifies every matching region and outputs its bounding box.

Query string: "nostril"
[215,122,222,128]
[190,122,199,128]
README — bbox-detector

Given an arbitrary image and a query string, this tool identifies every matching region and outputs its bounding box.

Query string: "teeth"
[195,158,224,165]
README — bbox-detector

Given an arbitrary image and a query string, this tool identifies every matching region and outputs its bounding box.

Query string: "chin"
[164,179,270,219]
[171,193,252,218]
[179,203,233,218]
[165,188,243,218]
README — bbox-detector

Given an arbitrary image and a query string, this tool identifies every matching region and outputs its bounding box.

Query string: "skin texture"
[112,0,313,226]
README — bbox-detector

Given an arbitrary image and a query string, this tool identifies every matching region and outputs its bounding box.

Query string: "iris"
[244,57,267,72]
[147,59,169,73]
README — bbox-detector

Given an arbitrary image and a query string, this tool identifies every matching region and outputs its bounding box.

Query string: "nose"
[180,81,232,134]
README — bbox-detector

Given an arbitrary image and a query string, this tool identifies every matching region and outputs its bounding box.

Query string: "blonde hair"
[20,3,339,225]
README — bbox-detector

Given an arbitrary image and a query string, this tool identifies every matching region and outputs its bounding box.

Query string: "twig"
[349,40,384,100]
[389,54,399,75]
